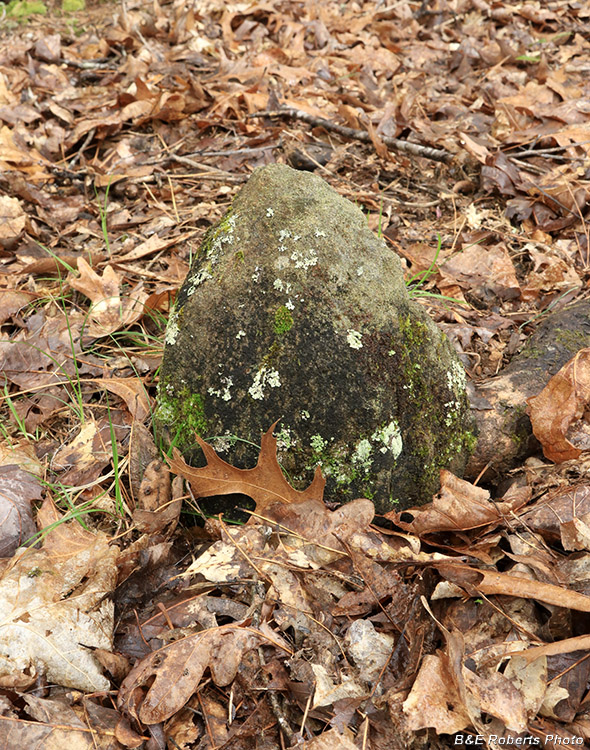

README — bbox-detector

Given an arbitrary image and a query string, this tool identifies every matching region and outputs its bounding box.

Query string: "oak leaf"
[168,421,325,514]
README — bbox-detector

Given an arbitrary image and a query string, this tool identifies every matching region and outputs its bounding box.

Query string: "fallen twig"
[248,108,454,164]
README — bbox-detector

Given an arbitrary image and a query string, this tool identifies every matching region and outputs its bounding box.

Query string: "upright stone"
[158,164,475,512]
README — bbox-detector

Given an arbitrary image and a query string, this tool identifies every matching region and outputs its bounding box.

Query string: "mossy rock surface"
[158,164,475,512]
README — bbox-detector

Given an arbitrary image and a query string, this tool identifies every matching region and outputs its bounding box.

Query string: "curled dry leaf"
[133,459,181,534]
[168,422,325,515]
[528,348,590,463]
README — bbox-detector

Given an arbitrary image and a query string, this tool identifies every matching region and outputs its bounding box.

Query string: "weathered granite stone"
[157,164,475,512]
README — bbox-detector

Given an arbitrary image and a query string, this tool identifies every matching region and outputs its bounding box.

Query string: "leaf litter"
[1,0,590,748]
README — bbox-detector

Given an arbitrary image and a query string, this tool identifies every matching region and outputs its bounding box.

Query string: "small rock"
[158,164,474,512]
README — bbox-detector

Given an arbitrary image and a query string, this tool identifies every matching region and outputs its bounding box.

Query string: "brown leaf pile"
[1,0,590,748]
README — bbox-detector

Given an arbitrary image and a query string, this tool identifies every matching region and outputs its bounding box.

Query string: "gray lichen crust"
[157,164,475,512]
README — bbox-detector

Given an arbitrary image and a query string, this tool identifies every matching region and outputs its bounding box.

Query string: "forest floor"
[1,1,590,748]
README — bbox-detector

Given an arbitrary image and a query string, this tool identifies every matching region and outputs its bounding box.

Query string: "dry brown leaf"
[168,422,325,514]
[0,289,35,323]
[0,694,137,749]
[439,243,521,300]
[89,377,151,421]
[528,349,590,463]
[519,485,590,549]
[403,653,471,733]
[297,727,358,750]
[0,464,42,558]
[69,258,147,338]
[390,470,501,534]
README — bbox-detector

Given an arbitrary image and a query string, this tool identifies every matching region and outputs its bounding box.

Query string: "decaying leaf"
[118,623,290,724]
[50,418,112,486]
[168,421,325,514]
[0,498,118,691]
[0,694,140,750]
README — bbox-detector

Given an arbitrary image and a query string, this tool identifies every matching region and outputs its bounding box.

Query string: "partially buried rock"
[158,164,475,513]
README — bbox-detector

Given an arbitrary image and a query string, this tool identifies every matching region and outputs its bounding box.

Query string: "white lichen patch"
[290,248,318,270]
[310,434,327,453]
[236,329,246,339]
[352,438,373,473]
[275,426,294,450]
[208,376,233,402]
[347,329,363,349]
[251,266,261,282]
[357,266,364,276]
[186,266,213,296]
[286,299,295,310]
[444,399,462,426]
[164,306,180,345]
[301,410,310,420]
[447,360,467,394]
[248,366,281,400]
[372,421,403,459]
[266,207,274,217]
[314,228,326,238]
[212,432,235,453]
[207,212,239,263]
[273,278,293,293]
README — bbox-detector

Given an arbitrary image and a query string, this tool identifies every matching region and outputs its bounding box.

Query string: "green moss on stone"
[519,344,543,359]
[554,327,590,353]
[156,383,208,452]
[397,312,475,490]
[274,305,294,335]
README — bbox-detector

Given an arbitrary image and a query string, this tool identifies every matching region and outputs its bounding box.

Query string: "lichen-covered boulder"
[158,164,475,513]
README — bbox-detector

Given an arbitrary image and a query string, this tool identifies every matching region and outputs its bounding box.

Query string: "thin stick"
[248,108,453,164]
